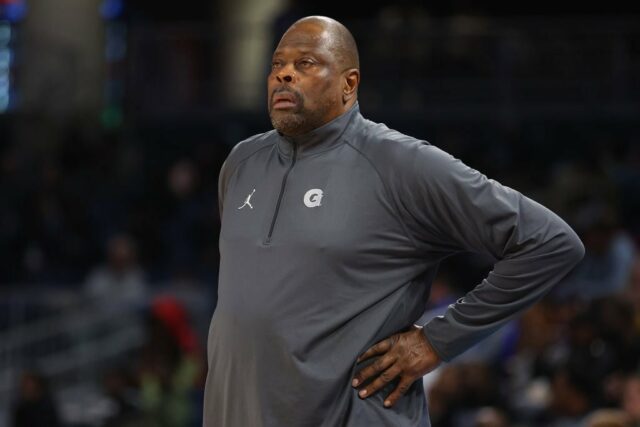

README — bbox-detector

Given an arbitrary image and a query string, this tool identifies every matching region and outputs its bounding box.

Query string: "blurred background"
[0,0,639,426]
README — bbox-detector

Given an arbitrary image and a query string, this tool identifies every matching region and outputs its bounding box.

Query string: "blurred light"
[101,105,123,129]
[0,30,9,113]
[100,0,123,20]
[105,40,126,61]
[105,25,126,61]
[0,0,27,22]
[0,23,10,47]
[105,80,124,99]
[0,48,10,68]
[0,93,8,112]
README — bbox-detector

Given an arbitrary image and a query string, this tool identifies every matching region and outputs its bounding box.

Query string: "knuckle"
[380,371,392,382]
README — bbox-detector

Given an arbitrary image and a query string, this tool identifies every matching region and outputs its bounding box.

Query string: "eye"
[271,60,283,69]
[297,59,314,68]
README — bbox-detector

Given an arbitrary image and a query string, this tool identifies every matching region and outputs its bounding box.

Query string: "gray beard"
[269,100,337,136]
[270,111,308,136]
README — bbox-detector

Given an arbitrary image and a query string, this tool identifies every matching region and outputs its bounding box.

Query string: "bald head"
[282,16,359,71]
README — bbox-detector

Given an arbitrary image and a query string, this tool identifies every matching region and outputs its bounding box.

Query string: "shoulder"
[219,130,277,181]
[345,115,456,178]
[223,130,277,170]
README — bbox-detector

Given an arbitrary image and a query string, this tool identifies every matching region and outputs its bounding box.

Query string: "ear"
[342,69,360,104]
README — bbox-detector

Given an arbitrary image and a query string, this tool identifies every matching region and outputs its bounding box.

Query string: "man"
[204,16,584,426]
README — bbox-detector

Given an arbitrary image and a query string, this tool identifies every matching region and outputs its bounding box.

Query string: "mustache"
[270,86,303,105]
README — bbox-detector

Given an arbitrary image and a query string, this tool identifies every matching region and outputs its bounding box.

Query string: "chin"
[270,112,306,136]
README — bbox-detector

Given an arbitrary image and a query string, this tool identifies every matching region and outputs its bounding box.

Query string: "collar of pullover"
[276,102,359,158]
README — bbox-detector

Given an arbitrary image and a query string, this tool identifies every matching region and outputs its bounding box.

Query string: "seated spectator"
[85,233,148,304]
[101,367,146,427]
[622,374,640,426]
[473,406,510,427]
[553,200,636,301]
[546,365,598,427]
[137,296,205,427]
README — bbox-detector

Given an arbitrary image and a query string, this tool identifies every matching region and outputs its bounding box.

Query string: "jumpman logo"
[238,189,256,210]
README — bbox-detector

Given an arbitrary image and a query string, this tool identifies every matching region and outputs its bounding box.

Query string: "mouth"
[271,91,299,110]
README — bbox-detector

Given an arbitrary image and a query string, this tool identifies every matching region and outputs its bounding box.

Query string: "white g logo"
[304,189,324,208]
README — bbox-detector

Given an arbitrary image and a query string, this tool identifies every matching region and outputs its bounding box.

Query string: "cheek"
[267,75,279,92]
[304,77,340,105]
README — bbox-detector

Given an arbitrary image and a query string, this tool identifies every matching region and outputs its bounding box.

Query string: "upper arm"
[399,144,570,259]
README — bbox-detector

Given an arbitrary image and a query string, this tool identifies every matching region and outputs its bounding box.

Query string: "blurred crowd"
[10,296,207,427]
[0,117,228,287]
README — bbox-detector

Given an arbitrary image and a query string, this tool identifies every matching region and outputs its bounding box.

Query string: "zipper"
[265,143,297,244]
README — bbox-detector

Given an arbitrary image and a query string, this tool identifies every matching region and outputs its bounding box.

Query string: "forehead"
[273,24,333,57]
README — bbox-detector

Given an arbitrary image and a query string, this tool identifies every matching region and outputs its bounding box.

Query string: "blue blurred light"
[0,93,8,112]
[1,1,27,23]
[0,23,10,47]
[106,40,126,61]
[100,0,123,20]
[0,48,10,68]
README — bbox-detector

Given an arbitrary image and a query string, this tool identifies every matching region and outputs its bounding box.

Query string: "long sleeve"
[218,159,229,219]
[403,144,585,361]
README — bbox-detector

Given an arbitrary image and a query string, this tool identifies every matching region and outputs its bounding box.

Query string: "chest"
[220,148,408,257]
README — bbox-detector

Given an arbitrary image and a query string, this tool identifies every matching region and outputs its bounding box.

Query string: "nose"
[275,65,295,83]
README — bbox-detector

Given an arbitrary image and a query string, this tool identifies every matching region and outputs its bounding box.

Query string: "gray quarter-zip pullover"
[204,103,584,426]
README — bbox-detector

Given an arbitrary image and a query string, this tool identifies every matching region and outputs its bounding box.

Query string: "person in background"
[138,296,204,427]
[84,233,148,304]
[622,373,640,426]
